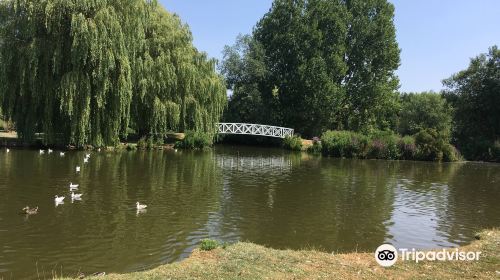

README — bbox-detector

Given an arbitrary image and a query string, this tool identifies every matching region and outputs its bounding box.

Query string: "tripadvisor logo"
[375,244,398,267]
[374,244,481,267]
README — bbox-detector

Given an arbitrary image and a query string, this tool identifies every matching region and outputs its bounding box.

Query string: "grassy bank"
[62,229,499,279]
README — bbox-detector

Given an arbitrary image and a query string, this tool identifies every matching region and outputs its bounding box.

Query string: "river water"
[0,146,499,278]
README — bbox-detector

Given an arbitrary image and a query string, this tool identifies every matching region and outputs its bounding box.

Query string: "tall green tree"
[221,0,400,137]
[398,92,452,137]
[443,46,500,161]
[0,0,226,147]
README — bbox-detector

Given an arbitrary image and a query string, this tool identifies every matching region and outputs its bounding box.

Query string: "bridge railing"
[217,123,294,139]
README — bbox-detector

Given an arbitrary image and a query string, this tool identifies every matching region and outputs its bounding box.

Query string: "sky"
[160,0,499,93]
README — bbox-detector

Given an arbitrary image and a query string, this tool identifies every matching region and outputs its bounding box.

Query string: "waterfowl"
[76,166,81,172]
[85,153,91,158]
[136,202,147,210]
[39,149,45,154]
[48,149,53,154]
[97,148,101,152]
[22,206,38,215]
[6,148,9,153]
[54,195,65,203]
[83,157,89,163]
[69,182,79,189]
[71,192,83,199]
[59,152,65,156]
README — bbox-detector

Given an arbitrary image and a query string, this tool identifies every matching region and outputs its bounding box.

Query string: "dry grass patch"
[60,229,499,280]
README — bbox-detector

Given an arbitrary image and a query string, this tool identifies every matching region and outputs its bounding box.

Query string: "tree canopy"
[0,0,226,147]
[398,92,452,138]
[443,46,500,161]
[221,0,400,137]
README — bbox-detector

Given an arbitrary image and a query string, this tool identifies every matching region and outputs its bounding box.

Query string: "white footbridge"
[217,123,294,138]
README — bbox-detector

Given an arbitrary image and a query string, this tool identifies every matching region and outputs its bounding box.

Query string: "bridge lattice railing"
[217,123,294,139]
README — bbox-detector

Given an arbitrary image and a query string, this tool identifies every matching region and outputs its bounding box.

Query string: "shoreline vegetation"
[58,229,499,279]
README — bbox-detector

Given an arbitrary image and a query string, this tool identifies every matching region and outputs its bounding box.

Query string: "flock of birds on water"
[3,147,148,216]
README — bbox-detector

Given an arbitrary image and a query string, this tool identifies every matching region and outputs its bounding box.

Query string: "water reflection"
[0,147,499,278]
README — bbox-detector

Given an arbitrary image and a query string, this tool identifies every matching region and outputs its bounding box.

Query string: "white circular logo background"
[375,244,398,267]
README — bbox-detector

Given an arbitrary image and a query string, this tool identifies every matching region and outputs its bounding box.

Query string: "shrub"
[175,131,213,149]
[200,239,219,251]
[367,139,387,159]
[442,143,460,162]
[307,141,322,154]
[321,131,368,158]
[368,130,400,159]
[283,135,303,151]
[137,137,147,149]
[413,128,460,162]
[398,136,416,160]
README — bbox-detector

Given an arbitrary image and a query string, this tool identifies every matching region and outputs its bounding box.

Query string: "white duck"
[59,152,65,157]
[69,182,79,190]
[71,192,83,199]
[76,166,81,172]
[39,149,45,154]
[6,148,10,153]
[83,157,89,163]
[136,202,147,210]
[48,148,53,154]
[85,153,91,158]
[54,195,65,203]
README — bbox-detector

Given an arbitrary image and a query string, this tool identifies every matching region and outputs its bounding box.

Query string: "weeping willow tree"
[131,3,226,138]
[0,0,226,147]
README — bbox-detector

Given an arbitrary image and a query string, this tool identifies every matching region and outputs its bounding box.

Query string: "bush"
[398,136,416,160]
[200,239,219,251]
[307,140,322,154]
[137,137,147,149]
[283,135,303,151]
[414,128,458,162]
[175,131,213,149]
[367,131,400,159]
[442,143,460,162]
[321,131,368,158]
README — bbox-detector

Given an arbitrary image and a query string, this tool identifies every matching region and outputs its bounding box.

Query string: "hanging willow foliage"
[0,0,226,147]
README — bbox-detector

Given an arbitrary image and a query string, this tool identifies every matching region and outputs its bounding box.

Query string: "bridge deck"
[217,123,294,139]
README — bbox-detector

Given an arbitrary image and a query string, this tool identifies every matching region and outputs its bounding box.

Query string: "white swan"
[39,149,45,154]
[48,149,53,154]
[136,202,147,210]
[71,192,83,199]
[83,157,89,163]
[59,152,65,157]
[69,182,79,190]
[76,166,81,172]
[54,195,65,203]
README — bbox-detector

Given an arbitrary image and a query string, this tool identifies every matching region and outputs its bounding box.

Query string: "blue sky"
[160,0,499,92]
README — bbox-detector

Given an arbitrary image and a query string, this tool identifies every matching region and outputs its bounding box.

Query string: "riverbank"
[62,229,499,279]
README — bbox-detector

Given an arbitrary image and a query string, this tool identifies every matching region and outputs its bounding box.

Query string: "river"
[0,146,499,278]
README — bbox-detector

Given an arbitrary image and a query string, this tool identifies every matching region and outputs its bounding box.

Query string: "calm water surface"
[0,146,499,278]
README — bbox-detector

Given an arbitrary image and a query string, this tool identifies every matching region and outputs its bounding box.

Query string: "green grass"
[200,239,219,251]
[58,229,500,279]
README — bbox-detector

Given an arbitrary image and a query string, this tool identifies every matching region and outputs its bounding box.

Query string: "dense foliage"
[398,92,452,137]
[174,131,213,150]
[0,0,226,147]
[221,0,400,137]
[443,46,500,161]
[282,135,303,151]
[319,130,459,162]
